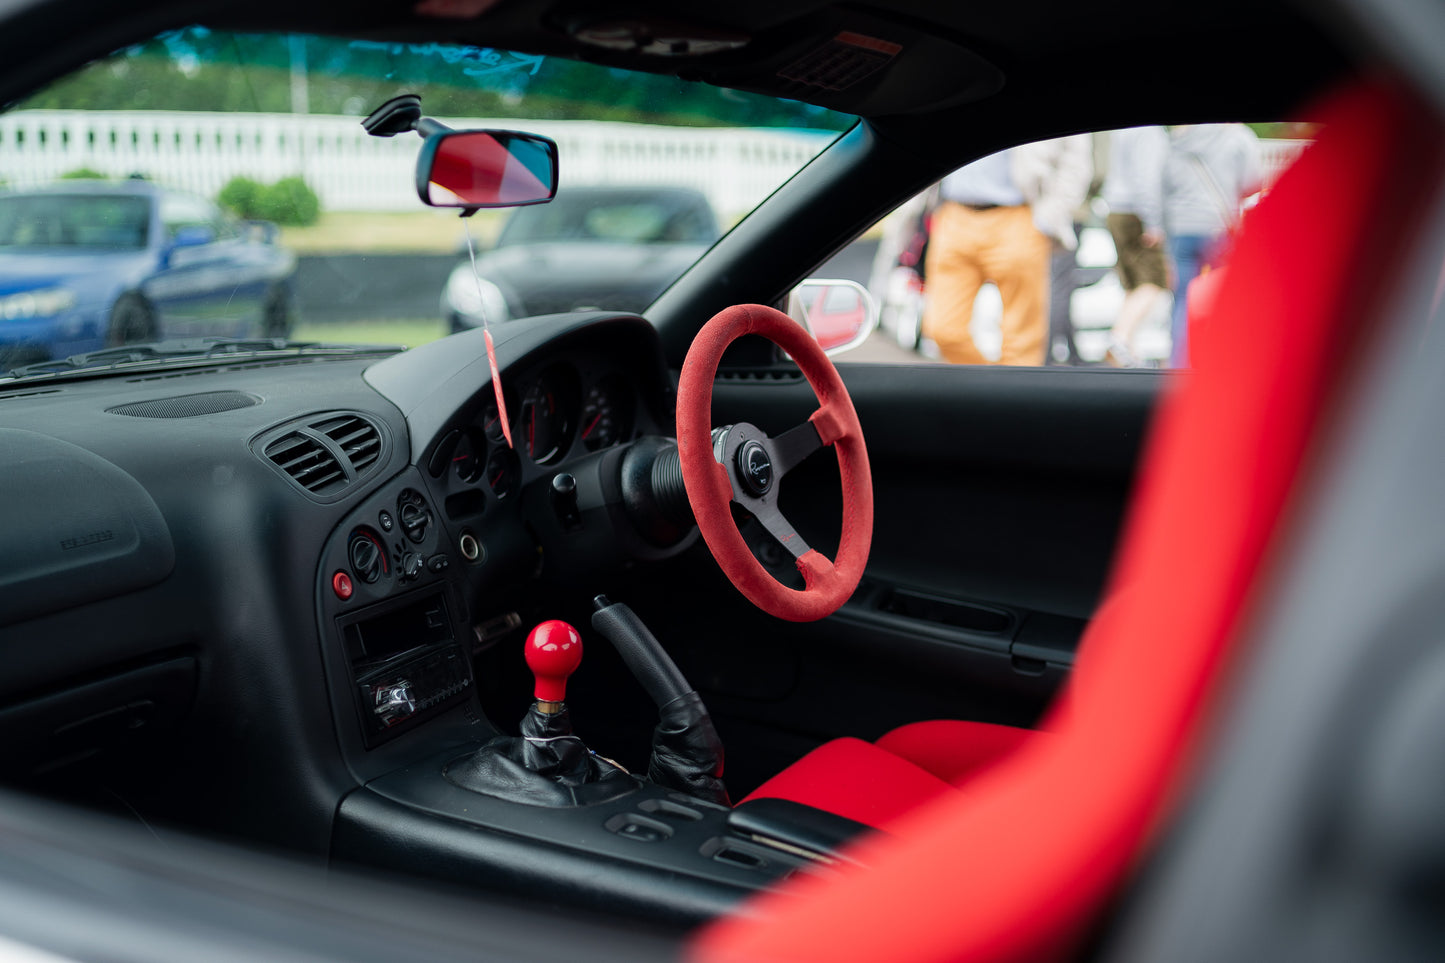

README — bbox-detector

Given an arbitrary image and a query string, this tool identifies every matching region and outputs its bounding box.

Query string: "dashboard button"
[427,554,450,573]
[332,571,354,600]
[378,510,394,532]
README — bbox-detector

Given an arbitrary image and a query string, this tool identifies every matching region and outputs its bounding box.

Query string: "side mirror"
[787,278,879,356]
[163,224,215,266]
[416,130,559,209]
[170,224,215,249]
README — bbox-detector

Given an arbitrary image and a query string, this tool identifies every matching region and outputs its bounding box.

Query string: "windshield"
[0,27,851,371]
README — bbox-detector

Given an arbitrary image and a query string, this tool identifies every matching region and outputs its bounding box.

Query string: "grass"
[280,210,508,254]
[292,317,448,348]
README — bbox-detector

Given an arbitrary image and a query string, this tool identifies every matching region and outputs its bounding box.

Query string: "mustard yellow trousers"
[921,202,1052,366]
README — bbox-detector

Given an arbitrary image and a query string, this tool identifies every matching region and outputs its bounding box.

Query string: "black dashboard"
[0,311,831,924]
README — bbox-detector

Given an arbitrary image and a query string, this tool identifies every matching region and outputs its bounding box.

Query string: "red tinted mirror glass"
[422,131,558,208]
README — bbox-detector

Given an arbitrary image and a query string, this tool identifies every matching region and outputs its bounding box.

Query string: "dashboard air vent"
[255,411,388,500]
[316,414,381,475]
[264,432,346,495]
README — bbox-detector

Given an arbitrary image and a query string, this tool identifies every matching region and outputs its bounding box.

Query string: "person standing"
[921,136,1091,366]
[1102,125,1170,367]
[1164,123,1262,366]
[1028,135,1096,365]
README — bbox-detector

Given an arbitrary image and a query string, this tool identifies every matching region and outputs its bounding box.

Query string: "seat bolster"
[740,737,957,830]
[875,720,1039,786]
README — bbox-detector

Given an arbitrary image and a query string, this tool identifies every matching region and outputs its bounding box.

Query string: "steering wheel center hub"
[736,440,774,496]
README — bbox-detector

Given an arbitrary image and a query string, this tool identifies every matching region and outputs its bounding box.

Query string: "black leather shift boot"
[445,706,639,807]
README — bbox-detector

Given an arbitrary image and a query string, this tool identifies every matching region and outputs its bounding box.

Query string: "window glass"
[844,124,1310,367]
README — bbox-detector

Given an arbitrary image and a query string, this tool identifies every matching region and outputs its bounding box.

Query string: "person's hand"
[1142,228,1164,248]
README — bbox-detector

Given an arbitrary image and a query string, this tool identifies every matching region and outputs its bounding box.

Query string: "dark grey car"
[442,185,720,328]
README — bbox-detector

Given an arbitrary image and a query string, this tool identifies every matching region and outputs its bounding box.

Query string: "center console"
[316,469,867,926]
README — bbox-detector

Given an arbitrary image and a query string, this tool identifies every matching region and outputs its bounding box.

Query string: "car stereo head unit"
[338,590,473,747]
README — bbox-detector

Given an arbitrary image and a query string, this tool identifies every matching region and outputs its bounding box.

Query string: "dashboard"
[313,315,699,783]
[0,310,839,923]
[0,310,697,849]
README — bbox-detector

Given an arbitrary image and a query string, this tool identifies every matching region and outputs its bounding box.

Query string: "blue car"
[0,180,297,366]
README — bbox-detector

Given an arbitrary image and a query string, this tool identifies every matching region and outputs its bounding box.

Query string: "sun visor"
[0,429,174,626]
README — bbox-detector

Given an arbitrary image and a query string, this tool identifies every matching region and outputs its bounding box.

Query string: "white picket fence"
[0,110,835,218]
[0,109,1308,220]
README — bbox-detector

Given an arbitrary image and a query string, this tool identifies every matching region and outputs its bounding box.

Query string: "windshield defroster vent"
[255,412,388,500]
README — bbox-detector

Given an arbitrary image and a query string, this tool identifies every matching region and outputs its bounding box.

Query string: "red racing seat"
[741,718,1039,829]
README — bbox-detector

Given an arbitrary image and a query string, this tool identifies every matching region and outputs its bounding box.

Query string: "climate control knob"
[347,529,388,583]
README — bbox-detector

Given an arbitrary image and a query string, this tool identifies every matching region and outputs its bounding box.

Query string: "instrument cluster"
[427,358,639,519]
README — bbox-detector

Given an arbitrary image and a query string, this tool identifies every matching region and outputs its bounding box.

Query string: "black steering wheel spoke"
[712,420,815,560]
[767,420,824,477]
[751,502,812,560]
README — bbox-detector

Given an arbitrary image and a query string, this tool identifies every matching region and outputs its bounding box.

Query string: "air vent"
[264,432,346,495]
[255,411,387,499]
[107,390,260,418]
[316,414,381,475]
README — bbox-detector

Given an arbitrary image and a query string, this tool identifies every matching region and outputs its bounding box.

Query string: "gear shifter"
[445,620,637,807]
[527,619,583,713]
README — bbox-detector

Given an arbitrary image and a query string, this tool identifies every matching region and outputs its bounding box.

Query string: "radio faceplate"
[339,590,473,747]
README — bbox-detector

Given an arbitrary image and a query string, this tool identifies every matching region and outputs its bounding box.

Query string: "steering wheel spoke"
[752,503,812,560]
[767,420,824,477]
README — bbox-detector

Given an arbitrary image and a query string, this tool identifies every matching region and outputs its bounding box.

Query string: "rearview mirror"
[416,130,559,209]
[787,278,878,356]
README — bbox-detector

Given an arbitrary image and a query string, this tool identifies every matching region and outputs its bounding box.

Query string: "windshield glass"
[0,27,852,371]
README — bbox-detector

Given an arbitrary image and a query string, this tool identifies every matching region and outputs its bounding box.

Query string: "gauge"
[450,430,485,484]
[519,370,575,464]
[485,447,520,500]
[481,403,507,445]
[580,376,635,451]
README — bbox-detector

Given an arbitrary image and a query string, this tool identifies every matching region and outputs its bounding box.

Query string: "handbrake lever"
[591,595,730,806]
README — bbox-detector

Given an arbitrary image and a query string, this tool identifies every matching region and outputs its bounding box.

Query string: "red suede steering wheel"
[677,303,873,622]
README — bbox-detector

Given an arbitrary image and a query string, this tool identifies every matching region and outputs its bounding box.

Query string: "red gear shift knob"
[526,620,583,704]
